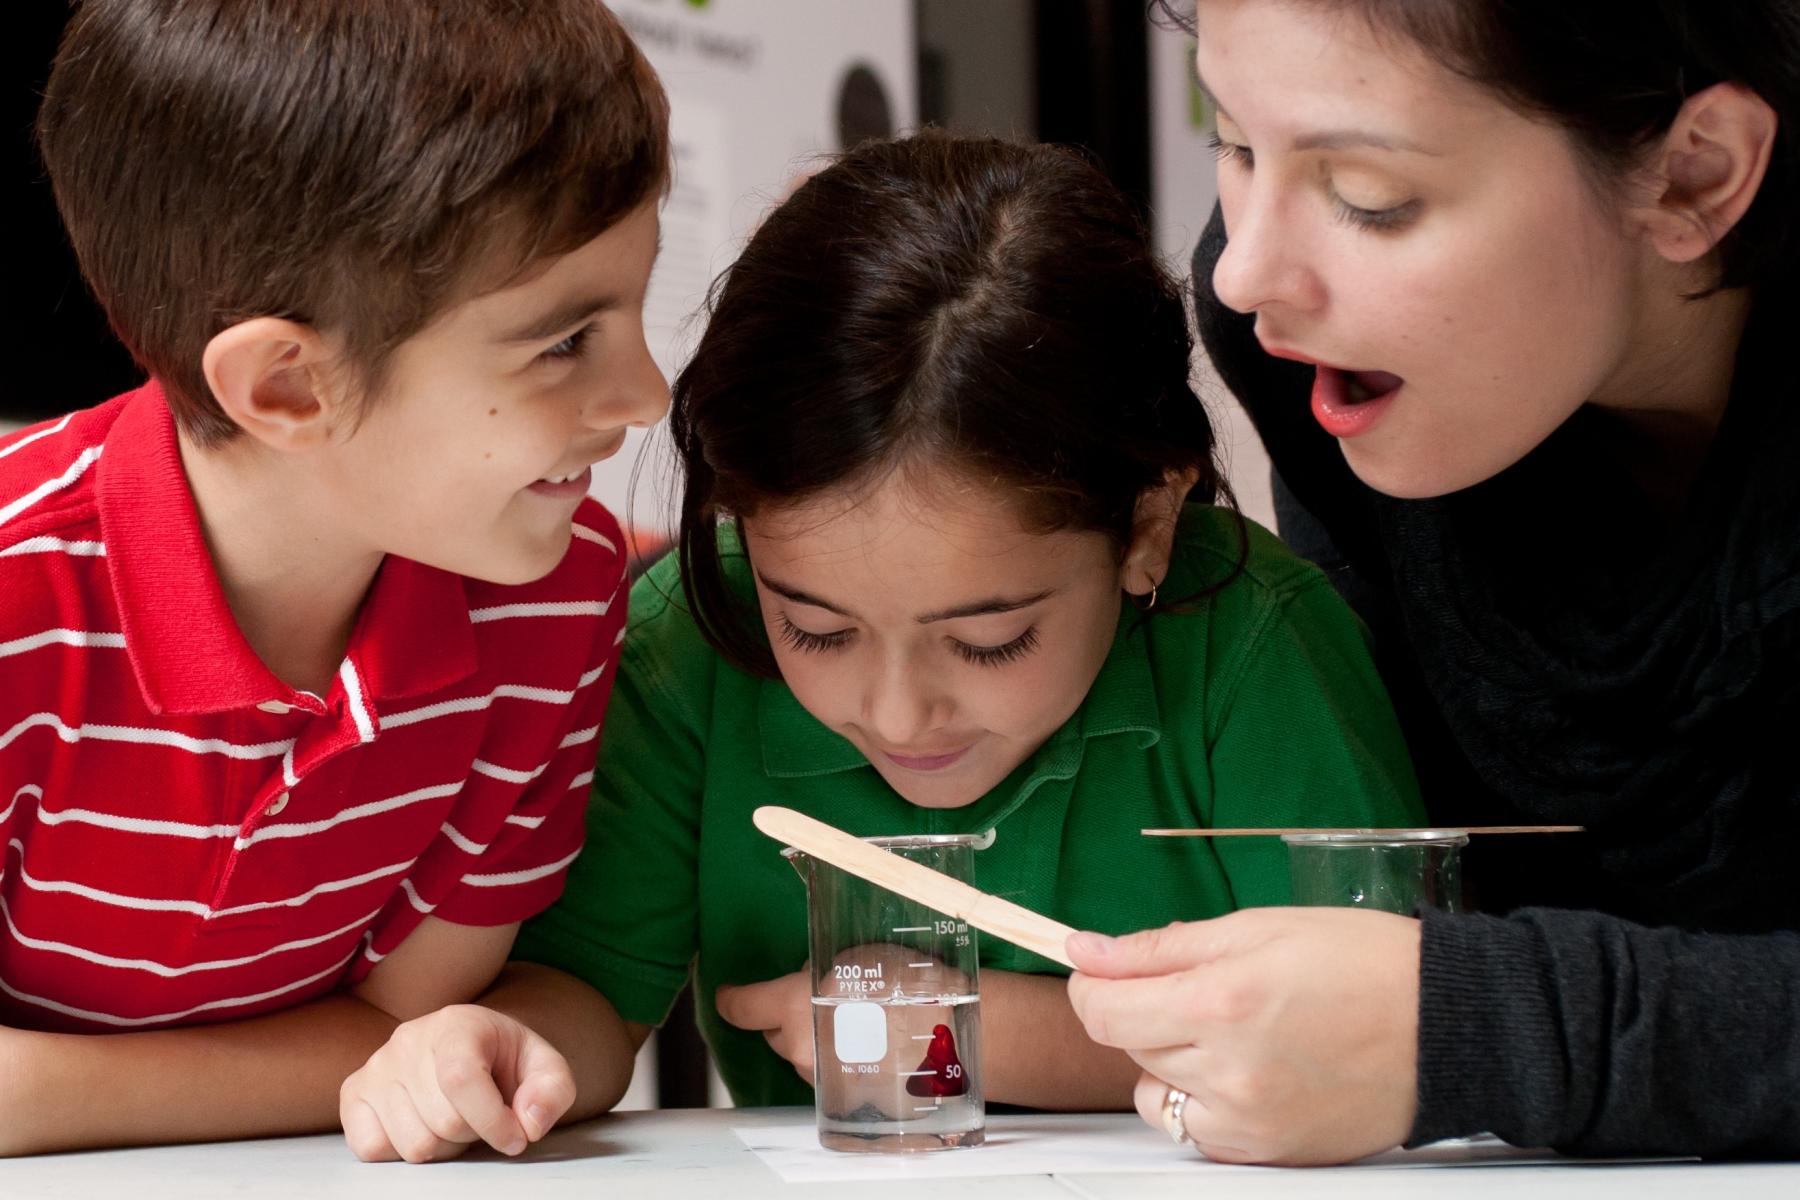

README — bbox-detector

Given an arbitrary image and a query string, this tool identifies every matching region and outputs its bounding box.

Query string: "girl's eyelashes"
[775,613,1041,668]
[1206,131,1254,170]
[1330,192,1421,233]
[776,613,853,654]
[539,322,598,363]
[951,625,1040,668]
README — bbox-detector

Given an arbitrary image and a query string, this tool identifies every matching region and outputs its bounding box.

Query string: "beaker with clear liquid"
[783,833,986,1152]
[1283,830,1468,913]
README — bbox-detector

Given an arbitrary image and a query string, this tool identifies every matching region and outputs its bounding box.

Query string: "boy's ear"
[1120,466,1201,599]
[1635,81,1777,266]
[201,317,346,452]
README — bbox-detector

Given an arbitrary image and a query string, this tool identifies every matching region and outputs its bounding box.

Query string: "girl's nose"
[864,661,947,749]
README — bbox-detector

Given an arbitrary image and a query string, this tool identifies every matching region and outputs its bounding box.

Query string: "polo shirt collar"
[756,602,1164,781]
[97,384,476,716]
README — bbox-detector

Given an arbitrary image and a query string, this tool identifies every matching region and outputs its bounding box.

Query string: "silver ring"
[1160,1086,1192,1145]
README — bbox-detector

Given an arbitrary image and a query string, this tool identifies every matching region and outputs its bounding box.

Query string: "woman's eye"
[777,614,853,654]
[1330,192,1421,233]
[951,626,1039,668]
[540,323,598,363]
[1206,131,1254,170]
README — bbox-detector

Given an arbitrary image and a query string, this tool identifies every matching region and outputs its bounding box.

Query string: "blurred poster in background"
[599,0,917,544]
[1145,19,1270,528]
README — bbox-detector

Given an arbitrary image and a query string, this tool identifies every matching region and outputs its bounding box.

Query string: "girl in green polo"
[340,132,1424,1152]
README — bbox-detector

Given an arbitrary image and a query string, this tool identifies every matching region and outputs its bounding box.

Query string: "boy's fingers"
[430,1054,525,1156]
[342,1098,399,1163]
[511,1033,578,1141]
[377,1085,463,1165]
[1065,917,1240,979]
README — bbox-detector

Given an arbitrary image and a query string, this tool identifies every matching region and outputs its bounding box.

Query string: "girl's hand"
[339,1004,575,1163]
[1065,908,1421,1166]
[716,971,816,1081]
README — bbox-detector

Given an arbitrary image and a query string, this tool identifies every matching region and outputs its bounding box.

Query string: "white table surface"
[4,1107,1797,1198]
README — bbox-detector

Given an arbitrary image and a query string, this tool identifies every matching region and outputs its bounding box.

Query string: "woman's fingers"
[1068,963,1240,1050]
[1066,916,1244,980]
[1130,1071,1258,1164]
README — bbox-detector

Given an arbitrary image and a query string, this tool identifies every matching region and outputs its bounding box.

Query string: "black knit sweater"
[1192,210,1800,1156]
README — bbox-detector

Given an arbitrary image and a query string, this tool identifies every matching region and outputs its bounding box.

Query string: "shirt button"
[267,792,291,816]
[257,699,292,714]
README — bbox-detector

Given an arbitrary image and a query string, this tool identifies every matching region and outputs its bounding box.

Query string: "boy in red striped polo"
[1,0,668,1156]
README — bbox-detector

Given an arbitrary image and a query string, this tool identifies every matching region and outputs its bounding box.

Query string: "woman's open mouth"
[1310,366,1404,438]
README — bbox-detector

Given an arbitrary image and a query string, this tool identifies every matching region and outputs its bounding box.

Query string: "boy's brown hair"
[38,0,669,445]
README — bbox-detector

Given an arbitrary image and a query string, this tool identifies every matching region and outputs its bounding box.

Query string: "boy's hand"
[716,971,815,1081]
[340,1004,576,1163]
[1065,908,1420,1166]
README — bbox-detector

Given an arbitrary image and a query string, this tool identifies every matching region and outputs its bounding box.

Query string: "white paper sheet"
[731,1114,1630,1183]
[733,1113,1241,1182]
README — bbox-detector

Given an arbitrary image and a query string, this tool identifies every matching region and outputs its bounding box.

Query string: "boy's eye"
[951,625,1039,668]
[540,322,598,363]
[776,613,854,654]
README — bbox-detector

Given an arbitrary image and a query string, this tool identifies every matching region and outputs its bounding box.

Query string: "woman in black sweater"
[1066,0,1800,1165]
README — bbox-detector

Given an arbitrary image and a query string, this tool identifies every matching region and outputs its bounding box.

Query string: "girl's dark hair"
[1158,0,1800,293]
[672,131,1230,678]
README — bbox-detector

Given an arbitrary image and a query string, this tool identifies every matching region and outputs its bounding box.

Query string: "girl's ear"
[1634,81,1777,266]
[201,317,350,453]
[1120,466,1202,599]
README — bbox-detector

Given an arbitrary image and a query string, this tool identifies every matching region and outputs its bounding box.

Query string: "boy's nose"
[591,328,670,432]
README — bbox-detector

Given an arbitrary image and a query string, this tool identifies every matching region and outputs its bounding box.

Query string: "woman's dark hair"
[672,131,1231,678]
[1157,0,1800,293]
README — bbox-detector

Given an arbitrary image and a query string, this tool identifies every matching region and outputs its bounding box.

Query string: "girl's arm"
[963,968,1141,1108]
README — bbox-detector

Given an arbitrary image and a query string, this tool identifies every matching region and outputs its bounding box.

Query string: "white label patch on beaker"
[832,1001,888,1063]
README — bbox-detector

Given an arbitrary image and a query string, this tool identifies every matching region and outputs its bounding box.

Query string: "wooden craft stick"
[753,805,1078,969]
[1141,825,1585,837]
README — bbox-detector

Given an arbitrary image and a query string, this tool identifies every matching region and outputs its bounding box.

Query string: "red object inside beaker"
[906,1023,968,1097]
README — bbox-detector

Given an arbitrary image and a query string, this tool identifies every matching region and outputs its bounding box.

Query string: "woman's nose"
[1210,190,1326,317]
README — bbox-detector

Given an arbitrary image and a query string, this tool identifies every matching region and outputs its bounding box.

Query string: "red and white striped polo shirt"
[0,384,623,1032]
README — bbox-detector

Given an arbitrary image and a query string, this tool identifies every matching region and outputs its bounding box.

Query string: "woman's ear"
[1120,466,1202,599]
[1635,81,1777,266]
[200,318,346,453]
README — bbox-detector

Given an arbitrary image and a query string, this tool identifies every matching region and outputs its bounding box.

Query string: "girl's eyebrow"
[915,590,1055,624]
[756,571,1055,625]
[758,572,854,617]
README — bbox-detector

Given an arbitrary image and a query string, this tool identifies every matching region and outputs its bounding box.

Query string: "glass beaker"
[1283,830,1468,913]
[783,833,985,1153]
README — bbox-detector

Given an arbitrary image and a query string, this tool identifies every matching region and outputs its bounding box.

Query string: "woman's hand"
[1065,907,1421,1166]
[339,1004,575,1163]
[716,970,815,1081]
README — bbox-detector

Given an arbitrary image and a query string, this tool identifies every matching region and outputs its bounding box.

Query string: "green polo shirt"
[514,505,1423,1107]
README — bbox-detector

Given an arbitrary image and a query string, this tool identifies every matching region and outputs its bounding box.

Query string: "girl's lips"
[883,745,973,772]
[1310,366,1402,439]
